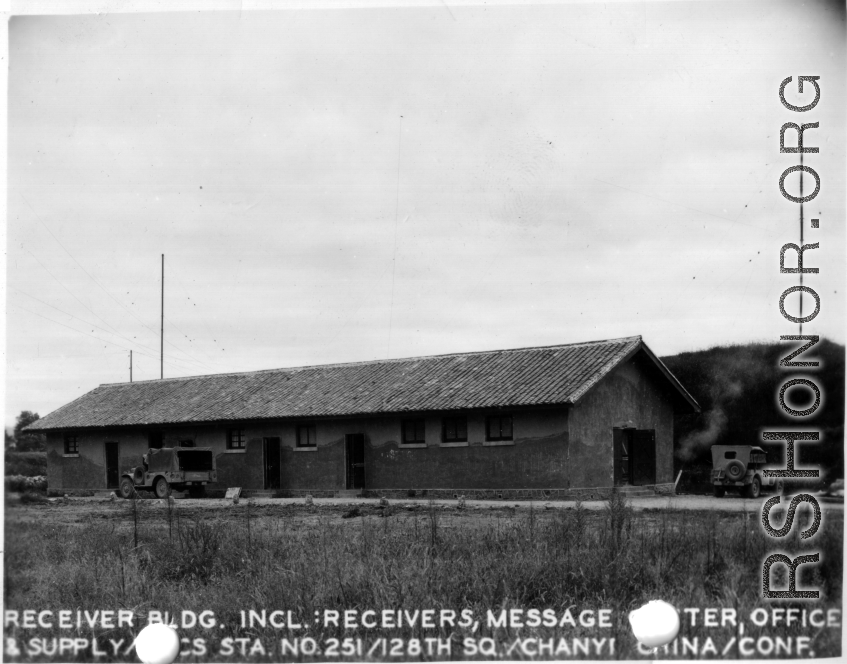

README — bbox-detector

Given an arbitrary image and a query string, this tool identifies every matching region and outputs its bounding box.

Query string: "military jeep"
[120,447,217,499]
[710,445,783,498]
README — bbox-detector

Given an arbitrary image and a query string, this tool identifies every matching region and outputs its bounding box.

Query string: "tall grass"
[4,496,842,661]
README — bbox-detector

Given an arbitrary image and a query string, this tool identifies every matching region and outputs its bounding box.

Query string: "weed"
[3,502,842,660]
[19,490,49,504]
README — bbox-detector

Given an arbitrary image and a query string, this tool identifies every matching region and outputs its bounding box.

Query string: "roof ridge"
[100,335,643,387]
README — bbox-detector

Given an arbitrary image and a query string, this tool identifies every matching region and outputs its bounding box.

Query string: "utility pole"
[799,154,803,335]
[161,254,164,379]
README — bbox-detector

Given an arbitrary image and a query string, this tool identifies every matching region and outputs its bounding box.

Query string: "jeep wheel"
[154,477,170,499]
[713,485,726,498]
[745,476,761,499]
[119,477,136,499]
[774,480,785,495]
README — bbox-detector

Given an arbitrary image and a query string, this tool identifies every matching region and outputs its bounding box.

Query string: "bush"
[5,451,47,477]
[19,491,49,504]
[5,475,47,493]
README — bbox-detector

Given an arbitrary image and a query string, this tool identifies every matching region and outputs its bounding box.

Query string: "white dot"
[135,623,180,664]
[629,600,680,648]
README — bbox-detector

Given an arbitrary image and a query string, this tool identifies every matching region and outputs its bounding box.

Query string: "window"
[724,451,737,459]
[402,418,426,445]
[297,424,317,447]
[148,431,164,449]
[227,429,245,450]
[64,433,79,455]
[442,416,467,442]
[485,414,513,441]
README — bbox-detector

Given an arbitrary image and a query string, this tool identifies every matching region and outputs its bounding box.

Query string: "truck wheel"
[119,477,136,499]
[775,480,785,495]
[188,486,206,499]
[713,486,726,498]
[154,477,170,499]
[745,477,761,499]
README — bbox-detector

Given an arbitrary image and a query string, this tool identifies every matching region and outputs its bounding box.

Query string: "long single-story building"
[27,335,699,499]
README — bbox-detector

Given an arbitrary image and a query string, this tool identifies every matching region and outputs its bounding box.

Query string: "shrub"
[5,475,48,493]
[5,451,47,477]
[19,490,49,504]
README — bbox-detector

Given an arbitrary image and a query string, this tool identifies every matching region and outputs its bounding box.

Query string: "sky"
[4,0,846,428]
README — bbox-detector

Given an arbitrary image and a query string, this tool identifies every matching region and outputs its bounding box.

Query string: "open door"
[631,429,656,485]
[105,441,120,489]
[345,433,365,490]
[263,437,281,490]
[613,428,633,486]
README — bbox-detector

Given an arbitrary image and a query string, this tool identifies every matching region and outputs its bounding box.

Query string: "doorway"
[263,437,281,490]
[614,428,656,486]
[631,429,656,485]
[345,433,365,490]
[105,441,120,489]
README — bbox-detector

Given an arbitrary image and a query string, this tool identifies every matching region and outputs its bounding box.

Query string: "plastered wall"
[567,353,675,488]
[46,409,569,492]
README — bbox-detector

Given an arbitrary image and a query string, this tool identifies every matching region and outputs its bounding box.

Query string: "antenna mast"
[161,254,164,379]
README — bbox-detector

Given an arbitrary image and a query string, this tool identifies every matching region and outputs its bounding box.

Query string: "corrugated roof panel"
[27,335,688,431]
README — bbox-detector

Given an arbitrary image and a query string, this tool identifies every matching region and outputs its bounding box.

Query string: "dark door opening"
[345,433,365,490]
[614,428,656,486]
[105,441,120,489]
[631,429,656,485]
[264,437,281,490]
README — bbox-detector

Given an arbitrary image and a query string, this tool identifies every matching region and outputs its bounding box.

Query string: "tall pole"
[161,254,164,379]
[130,350,133,382]
[799,154,803,335]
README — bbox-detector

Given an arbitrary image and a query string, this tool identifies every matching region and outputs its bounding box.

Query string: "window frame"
[226,428,246,450]
[64,433,79,455]
[442,415,468,443]
[485,414,514,442]
[296,423,317,448]
[401,418,427,445]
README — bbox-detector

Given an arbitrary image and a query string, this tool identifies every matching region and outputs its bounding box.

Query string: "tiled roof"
[26,336,699,431]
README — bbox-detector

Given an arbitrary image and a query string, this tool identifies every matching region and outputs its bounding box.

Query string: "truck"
[119,447,217,499]
[710,444,783,498]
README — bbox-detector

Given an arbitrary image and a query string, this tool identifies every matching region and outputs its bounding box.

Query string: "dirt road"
[6,491,842,528]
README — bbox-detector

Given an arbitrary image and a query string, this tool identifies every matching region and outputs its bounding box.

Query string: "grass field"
[4,494,842,661]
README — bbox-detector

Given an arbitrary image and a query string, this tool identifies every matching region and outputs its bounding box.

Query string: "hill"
[661,338,844,482]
